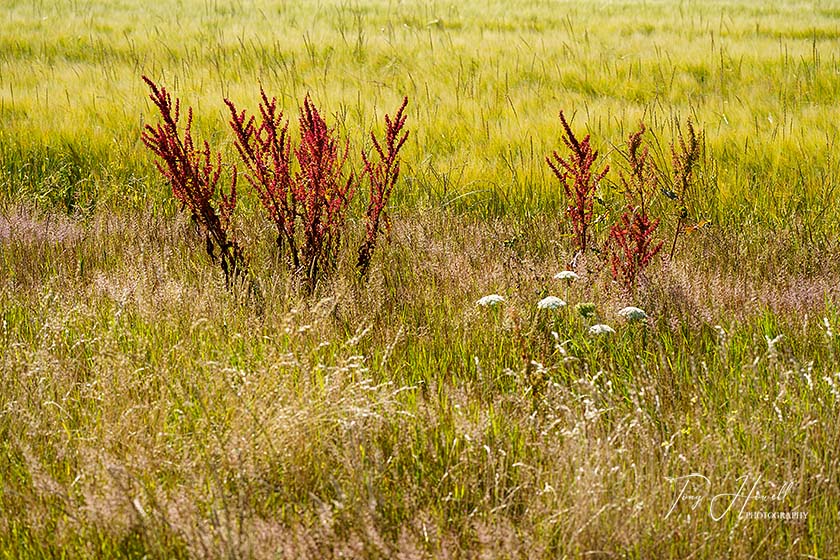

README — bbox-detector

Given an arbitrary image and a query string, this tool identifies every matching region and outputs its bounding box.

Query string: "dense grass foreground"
[2,0,840,557]
[1,203,839,557]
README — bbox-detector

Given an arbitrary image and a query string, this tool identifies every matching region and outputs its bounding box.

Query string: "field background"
[1,0,839,557]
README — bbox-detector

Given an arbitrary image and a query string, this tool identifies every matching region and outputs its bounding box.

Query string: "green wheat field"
[2,0,840,557]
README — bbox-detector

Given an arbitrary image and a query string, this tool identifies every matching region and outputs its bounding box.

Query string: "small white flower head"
[589,323,616,335]
[765,334,783,358]
[554,270,580,282]
[537,296,566,310]
[822,317,833,339]
[477,294,505,307]
[618,306,648,322]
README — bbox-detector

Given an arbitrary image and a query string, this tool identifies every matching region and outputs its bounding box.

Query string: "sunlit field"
[2,0,839,557]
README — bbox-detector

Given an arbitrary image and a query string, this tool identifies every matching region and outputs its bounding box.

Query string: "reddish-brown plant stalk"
[624,124,654,215]
[295,96,355,289]
[546,111,609,262]
[609,212,662,291]
[609,124,663,291]
[668,119,701,260]
[226,90,298,267]
[141,76,247,288]
[357,97,409,277]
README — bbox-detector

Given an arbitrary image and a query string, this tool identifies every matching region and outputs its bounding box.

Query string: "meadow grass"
[1,0,840,557]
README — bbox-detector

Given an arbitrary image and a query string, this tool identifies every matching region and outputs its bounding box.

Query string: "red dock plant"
[608,124,663,291]
[144,77,409,294]
[357,97,409,277]
[141,76,248,288]
[546,111,609,264]
[226,90,296,268]
[227,92,409,291]
[293,97,356,289]
[227,92,355,292]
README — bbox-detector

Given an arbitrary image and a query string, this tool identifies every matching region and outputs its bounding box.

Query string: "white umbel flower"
[618,306,648,321]
[766,334,783,358]
[553,270,580,281]
[589,323,615,335]
[537,296,567,310]
[477,294,505,307]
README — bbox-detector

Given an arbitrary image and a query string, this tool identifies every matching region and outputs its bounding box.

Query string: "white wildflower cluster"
[618,306,648,322]
[822,317,834,339]
[553,270,580,281]
[476,294,505,307]
[765,334,783,359]
[537,296,566,310]
[589,324,615,335]
[477,276,651,341]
